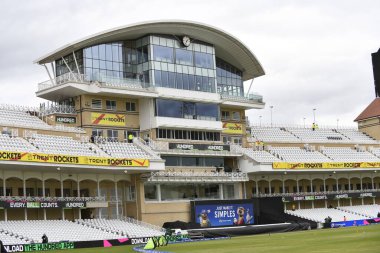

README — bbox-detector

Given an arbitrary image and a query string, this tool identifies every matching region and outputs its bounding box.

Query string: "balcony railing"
[220,92,264,104]
[0,196,106,202]
[38,73,155,92]
[146,171,249,182]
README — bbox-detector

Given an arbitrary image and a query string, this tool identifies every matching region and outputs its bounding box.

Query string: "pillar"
[114,181,119,218]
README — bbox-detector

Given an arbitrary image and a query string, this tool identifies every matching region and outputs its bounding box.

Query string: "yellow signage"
[272,162,380,169]
[0,151,149,167]
[222,123,243,134]
[91,113,125,126]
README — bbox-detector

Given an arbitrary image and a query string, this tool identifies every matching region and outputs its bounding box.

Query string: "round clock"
[182,36,191,47]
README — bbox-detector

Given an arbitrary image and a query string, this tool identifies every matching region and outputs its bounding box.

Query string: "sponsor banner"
[222,123,243,134]
[331,218,380,228]
[1,201,86,209]
[194,202,254,228]
[282,191,380,202]
[273,161,380,169]
[5,242,75,252]
[168,143,230,151]
[0,151,149,167]
[56,116,76,124]
[91,113,125,126]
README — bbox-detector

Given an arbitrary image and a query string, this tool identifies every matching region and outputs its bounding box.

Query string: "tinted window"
[156,99,182,118]
[194,52,214,68]
[153,45,173,63]
[175,49,193,65]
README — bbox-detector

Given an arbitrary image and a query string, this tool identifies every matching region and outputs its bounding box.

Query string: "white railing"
[220,92,264,104]
[40,104,76,116]
[253,189,380,198]
[251,123,358,130]
[38,73,155,92]
[0,196,106,202]
[147,171,249,182]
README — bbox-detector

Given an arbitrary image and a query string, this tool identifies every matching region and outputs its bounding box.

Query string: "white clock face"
[182,36,191,47]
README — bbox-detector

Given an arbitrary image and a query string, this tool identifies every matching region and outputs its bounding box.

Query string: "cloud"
[0,0,379,127]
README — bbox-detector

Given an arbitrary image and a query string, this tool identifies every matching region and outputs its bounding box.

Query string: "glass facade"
[161,156,224,167]
[156,128,221,141]
[216,57,244,96]
[55,34,248,97]
[155,99,219,121]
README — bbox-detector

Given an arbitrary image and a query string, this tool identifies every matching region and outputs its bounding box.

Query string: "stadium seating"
[337,129,377,144]
[287,128,350,143]
[0,220,120,243]
[0,134,38,152]
[240,148,281,163]
[269,147,331,162]
[0,230,29,245]
[77,218,165,238]
[320,147,380,162]
[0,107,84,133]
[285,207,367,222]
[337,204,380,218]
[28,134,105,157]
[98,142,153,159]
[251,127,300,143]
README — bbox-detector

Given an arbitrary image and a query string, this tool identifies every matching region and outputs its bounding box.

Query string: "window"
[153,45,173,63]
[126,102,136,112]
[156,128,220,141]
[223,184,235,199]
[194,52,214,69]
[107,129,118,140]
[91,99,102,109]
[144,184,158,201]
[161,156,180,166]
[156,99,183,118]
[232,111,241,120]
[221,111,230,120]
[126,186,136,201]
[175,49,193,66]
[156,99,219,120]
[92,128,103,137]
[106,100,116,111]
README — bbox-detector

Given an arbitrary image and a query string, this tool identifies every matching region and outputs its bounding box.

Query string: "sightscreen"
[191,199,254,228]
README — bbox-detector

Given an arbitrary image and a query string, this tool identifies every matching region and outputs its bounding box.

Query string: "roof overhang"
[34,20,265,81]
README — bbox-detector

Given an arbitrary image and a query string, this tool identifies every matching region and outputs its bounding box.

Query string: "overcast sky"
[1,0,379,128]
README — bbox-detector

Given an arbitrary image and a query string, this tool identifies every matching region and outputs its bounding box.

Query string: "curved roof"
[35,20,265,80]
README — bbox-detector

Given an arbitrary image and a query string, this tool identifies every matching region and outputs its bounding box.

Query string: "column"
[42,176,46,220]
[360,176,364,205]
[255,180,259,195]
[23,174,27,220]
[114,181,119,219]
[157,184,161,202]
[77,179,81,219]
[3,172,7,221]
[310,179,313,193]
[282,178,285,194]
[268,180,272,194]
[296,179,299,193]
[60,176,64,220]
[219,184,224,200]
[97,177,101,219]
[371,175,375,190]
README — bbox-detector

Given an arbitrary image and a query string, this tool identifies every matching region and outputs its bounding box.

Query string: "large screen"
[192,200,254,228]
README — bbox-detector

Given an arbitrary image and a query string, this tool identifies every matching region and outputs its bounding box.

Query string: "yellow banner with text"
[272,162,380,169]
[0,151,149,167]
[222,123,243,134]
[91,113,126,126]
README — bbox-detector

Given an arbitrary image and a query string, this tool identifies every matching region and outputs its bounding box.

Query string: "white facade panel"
[154,117,223,131]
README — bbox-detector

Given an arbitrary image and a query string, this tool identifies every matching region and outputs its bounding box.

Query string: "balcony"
[37,73,157,100]
[220,92,265,109]
[146,171,249,183]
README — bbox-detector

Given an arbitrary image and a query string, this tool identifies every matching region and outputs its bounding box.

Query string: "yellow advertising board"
[222,123,243,134]
[0,151,149,167]
[91,113,125,126]
[272,162,380,170]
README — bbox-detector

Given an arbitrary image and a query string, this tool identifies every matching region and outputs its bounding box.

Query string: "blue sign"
[194,203,254,228]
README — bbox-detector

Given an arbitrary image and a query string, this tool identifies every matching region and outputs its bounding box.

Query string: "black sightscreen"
[371,48,380,97]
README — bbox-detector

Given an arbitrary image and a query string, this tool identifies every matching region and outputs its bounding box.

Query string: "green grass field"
[31,225,380,253]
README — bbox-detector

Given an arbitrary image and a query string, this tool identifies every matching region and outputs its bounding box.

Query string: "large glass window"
[156,99,183,118]
[194,52,214,69]
[157,128,220,141]
[144,184,157,201]
[155,99,219,121]
[175,49,193,66]
[153,45,173,63]
[216,57,244,97]
[157,183,220,201]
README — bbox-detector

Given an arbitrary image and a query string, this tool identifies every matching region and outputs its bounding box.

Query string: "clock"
[182,36,191,47]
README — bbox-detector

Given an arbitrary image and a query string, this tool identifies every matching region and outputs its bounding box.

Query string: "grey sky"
[0,0,379,127]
